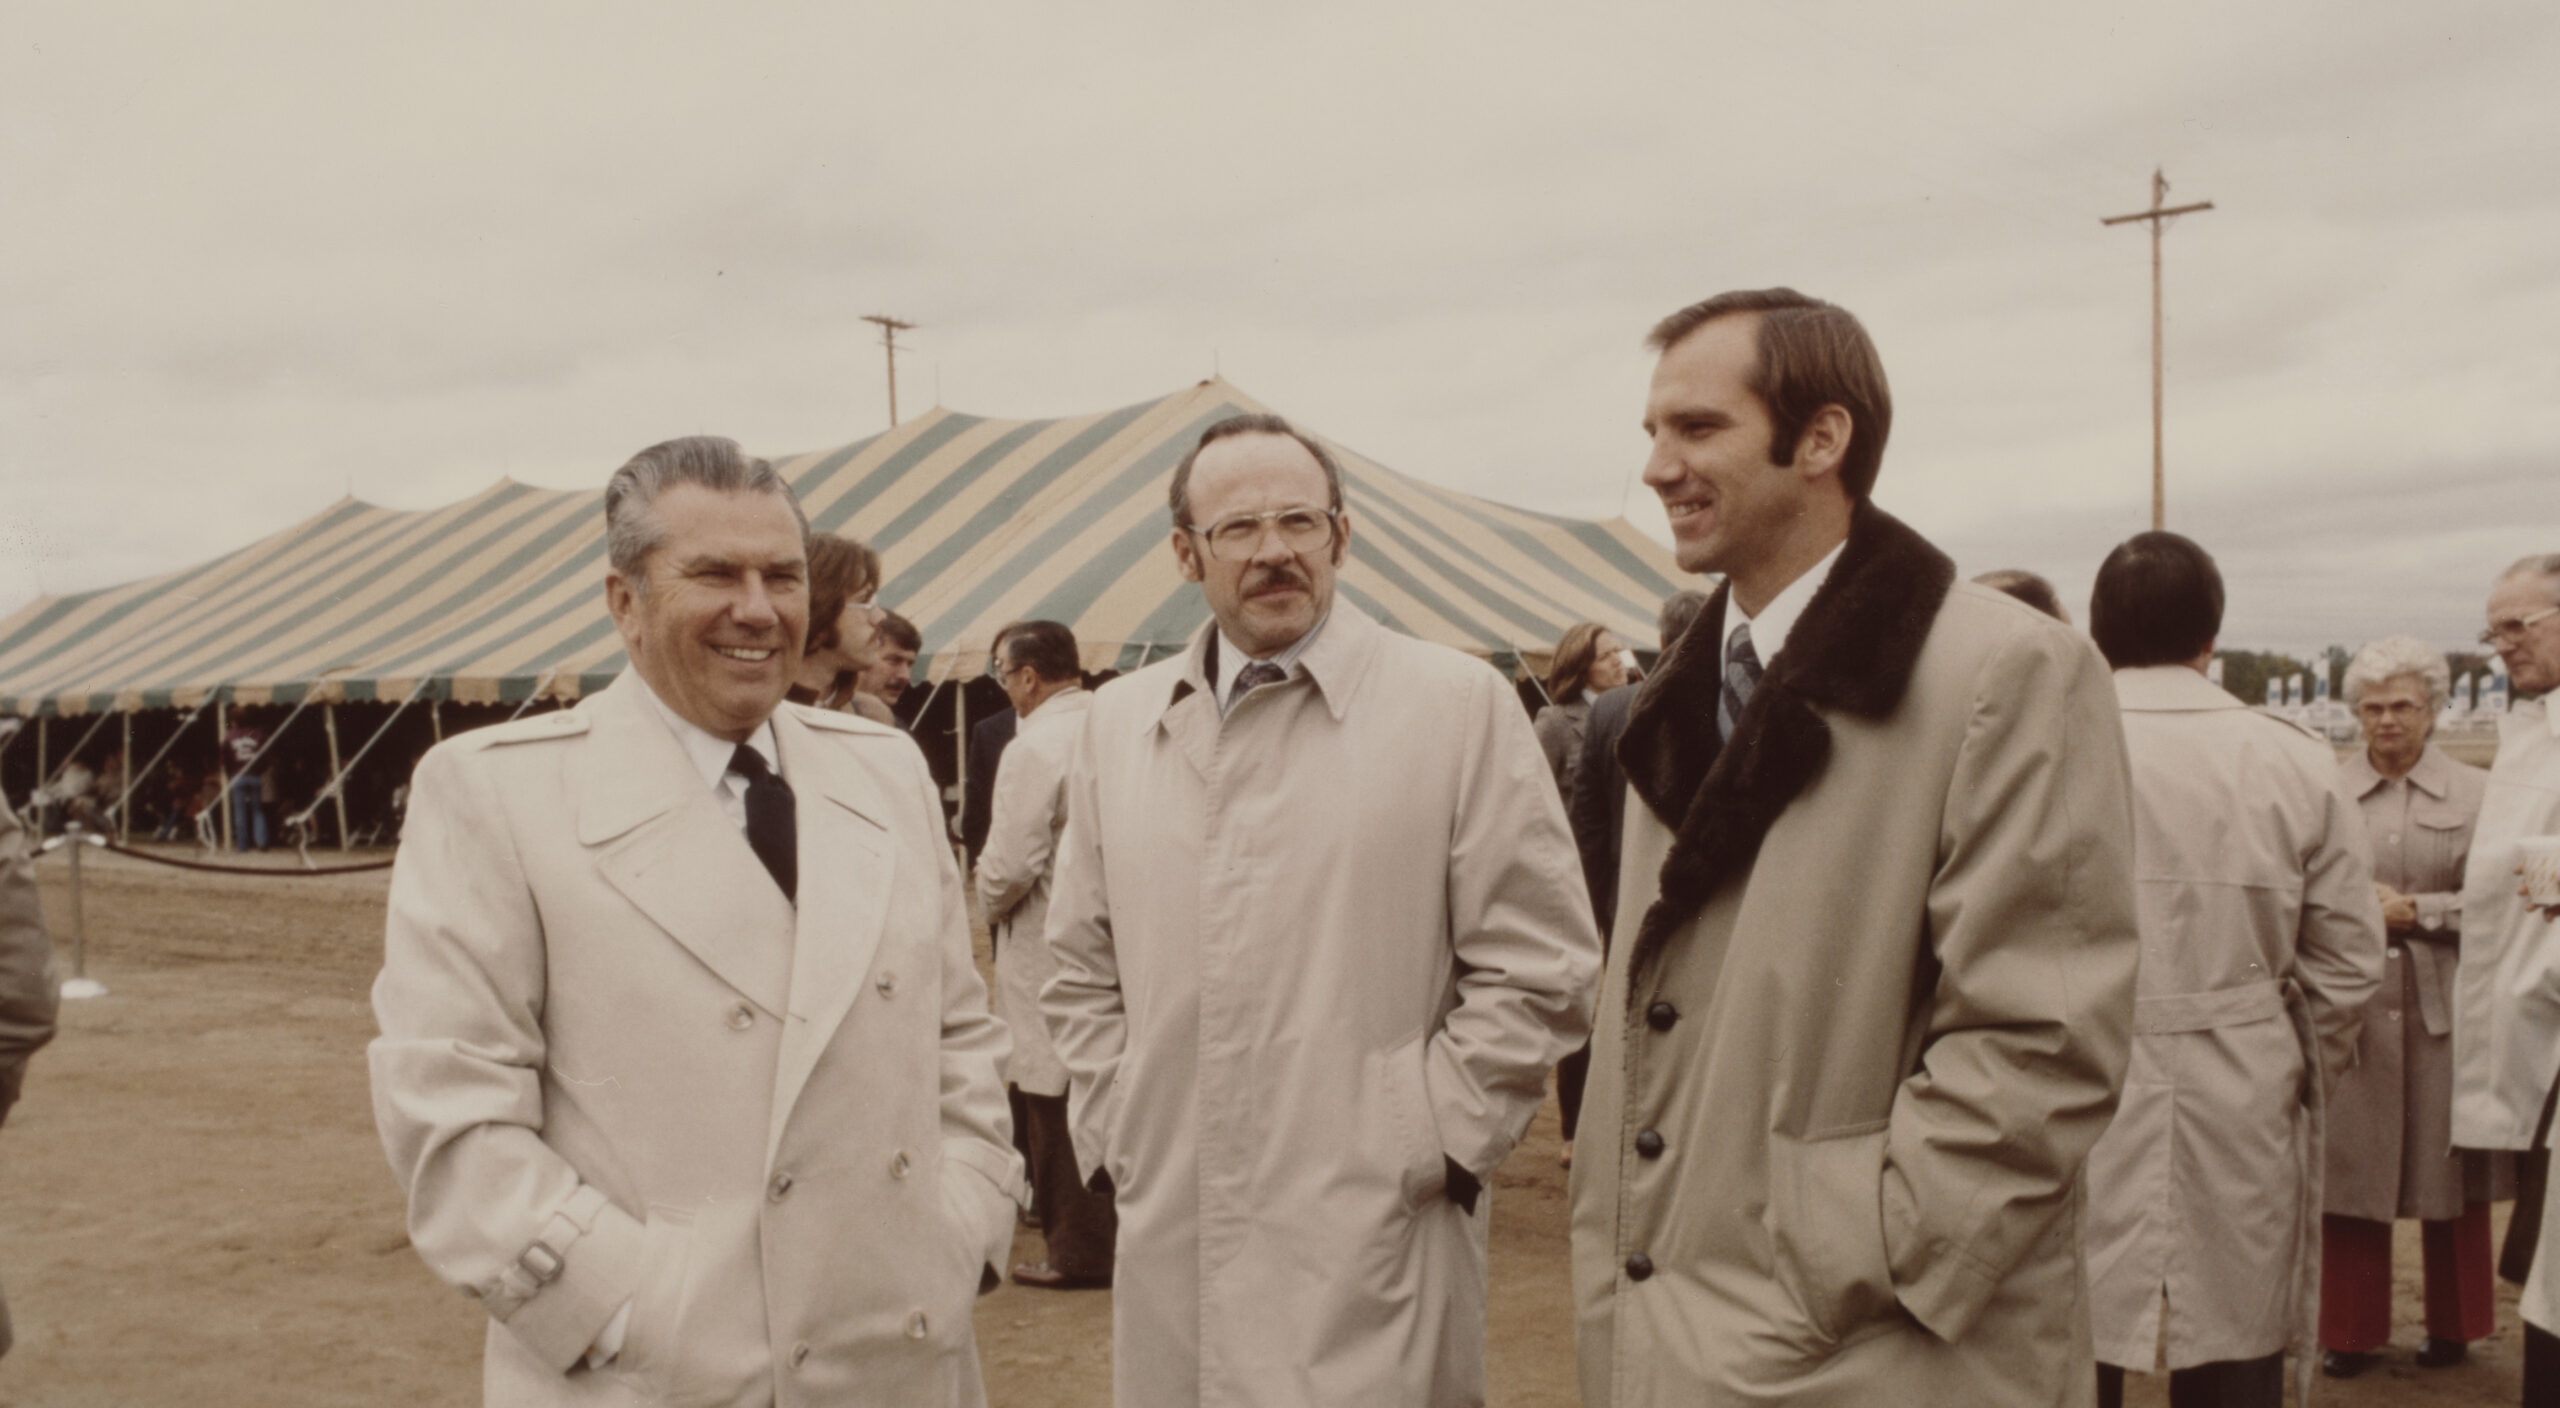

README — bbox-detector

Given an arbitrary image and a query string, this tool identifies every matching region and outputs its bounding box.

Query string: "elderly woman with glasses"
[2319,634,2512,1378]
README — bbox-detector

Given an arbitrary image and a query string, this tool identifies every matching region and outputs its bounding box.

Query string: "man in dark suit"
[1555,588,1709,1165]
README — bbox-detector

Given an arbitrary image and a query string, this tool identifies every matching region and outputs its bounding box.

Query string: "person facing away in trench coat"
[1041,413,1601,1408]
[2079,532,2385,1408]
[1572,289,2143,1408]
[2318,635,2510,1377]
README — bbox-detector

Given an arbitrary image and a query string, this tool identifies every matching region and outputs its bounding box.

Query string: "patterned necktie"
[1230,660,1286,707]
[1718,622,1763,742]
[728,743,797,904]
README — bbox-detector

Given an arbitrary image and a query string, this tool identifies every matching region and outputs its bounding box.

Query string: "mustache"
[1242,564,1312,596]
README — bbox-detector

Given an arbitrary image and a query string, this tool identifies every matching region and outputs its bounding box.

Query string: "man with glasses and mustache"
[2450,553,2560,1406]
[1040,413,1600,1407]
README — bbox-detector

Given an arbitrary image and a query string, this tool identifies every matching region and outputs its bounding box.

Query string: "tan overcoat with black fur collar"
[1570,504,2142,1407]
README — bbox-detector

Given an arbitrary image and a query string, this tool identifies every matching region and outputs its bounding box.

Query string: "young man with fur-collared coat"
[1572,290,2143,1407]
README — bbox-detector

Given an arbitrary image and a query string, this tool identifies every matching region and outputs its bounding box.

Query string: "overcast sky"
[5,1,2554,659]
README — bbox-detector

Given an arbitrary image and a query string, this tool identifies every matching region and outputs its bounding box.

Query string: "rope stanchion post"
[43,823,108,1000]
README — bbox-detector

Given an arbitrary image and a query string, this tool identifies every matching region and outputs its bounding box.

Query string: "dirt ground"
[0,846,2529,1406]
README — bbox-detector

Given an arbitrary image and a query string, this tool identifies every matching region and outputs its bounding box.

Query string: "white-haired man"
[2450,552,2560,1405]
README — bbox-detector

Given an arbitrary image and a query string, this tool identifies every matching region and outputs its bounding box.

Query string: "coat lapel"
[578,678,795,1017]
[763,706,895,1161]
[1618,501,1955,983]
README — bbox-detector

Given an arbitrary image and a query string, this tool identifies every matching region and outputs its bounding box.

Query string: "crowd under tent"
[0,377,1686,844]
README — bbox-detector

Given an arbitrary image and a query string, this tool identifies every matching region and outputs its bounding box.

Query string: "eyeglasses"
[2480,604,2560,647]
[2356,700,2427,720]
[1183,506,1339,563]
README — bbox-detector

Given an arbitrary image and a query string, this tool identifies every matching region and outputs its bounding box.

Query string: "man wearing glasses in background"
[1041,413,1600,1407]
[2450,553,2560,1406]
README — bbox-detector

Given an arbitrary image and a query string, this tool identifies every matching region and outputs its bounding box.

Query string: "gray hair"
[604,435,807,589]
[1657,590,1712,649]
[2343,634,2451,710]
[2500,553,2560,602]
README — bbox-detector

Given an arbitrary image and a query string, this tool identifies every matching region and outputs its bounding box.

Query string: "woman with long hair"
[790,532,895,723]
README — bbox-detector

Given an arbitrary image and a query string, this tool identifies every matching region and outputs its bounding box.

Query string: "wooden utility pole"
[862,314,918,426]
[2101,168,2214,530]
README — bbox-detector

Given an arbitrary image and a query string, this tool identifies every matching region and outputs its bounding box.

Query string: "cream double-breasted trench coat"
[370,676,1023,1407]
[1042,606,1601,1407]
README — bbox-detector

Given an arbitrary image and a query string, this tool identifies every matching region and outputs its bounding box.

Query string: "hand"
[2380,895,2418,932]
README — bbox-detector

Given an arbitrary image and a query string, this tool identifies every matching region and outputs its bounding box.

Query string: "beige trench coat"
[2446,697,2560,1329]
[2327,745,2508,1221]
[1572,510,2142,1408]
[370,677,1023,1408]
[1042,605,1601,1408]
[974,687,1089,1098]
[2082,665,2384,1373]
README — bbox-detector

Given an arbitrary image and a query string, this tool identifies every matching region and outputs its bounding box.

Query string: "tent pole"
[215,699,234,852]
[34,717,46,805]
[119,713,132,844]
[324,702,350,852]
[953,664,968,850]
[106,688,219,834]
[431,698,443,742]
[289,679,430,844]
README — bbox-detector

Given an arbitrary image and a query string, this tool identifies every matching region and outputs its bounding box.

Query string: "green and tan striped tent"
[0,378,1686,718]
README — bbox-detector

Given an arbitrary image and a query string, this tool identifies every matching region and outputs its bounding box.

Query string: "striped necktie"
[1718,622,1763,742]
[1230,660,1286,708]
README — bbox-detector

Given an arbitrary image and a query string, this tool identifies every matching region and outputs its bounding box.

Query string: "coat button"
[1645,1001,1679,1032]
[906,1310,930,1340]
[876,970,898,997]
[890,1150,912,1180]
[2388,945,2404,958]
[768,1171,794,1202]
[790,1340,810,1367]
[726,1002,755,1031]
[1625,1253,1654,1282]
[1635,1129,1665,1159]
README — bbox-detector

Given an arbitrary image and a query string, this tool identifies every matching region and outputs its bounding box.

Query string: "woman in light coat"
[2319,636,2507,1377]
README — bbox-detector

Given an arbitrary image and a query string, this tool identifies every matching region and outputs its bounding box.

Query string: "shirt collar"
[1733,538,1845,664]
[634,673,779,791]
[2342,743,2453,800]
[1212,606,1332,708]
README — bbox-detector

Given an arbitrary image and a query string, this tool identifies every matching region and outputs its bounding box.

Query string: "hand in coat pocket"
[1764,1125,1901,1347]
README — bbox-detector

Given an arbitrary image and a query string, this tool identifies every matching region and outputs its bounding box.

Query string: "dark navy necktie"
[1719,623,1763,742]
[1230,660,1285,707]
[728,743,797,904]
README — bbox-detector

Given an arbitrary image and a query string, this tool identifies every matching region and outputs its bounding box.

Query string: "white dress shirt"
[1732,539,1845,666]
[1213,607,1333,715]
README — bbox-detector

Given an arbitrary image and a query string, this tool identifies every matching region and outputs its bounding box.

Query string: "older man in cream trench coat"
[371,439,1021,1408]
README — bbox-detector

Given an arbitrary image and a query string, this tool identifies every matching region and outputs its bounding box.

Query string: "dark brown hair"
[1545,621,1612,705]
[1647,288,1893,501]
[803,533,882,653]
[2090,532,2223,669]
